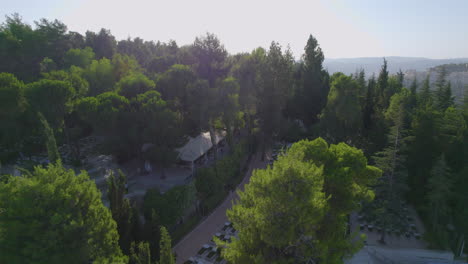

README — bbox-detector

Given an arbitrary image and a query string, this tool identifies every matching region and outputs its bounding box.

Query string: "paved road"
[173,152,267,264]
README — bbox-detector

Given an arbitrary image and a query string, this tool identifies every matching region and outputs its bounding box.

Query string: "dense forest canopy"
[0,13,467,263]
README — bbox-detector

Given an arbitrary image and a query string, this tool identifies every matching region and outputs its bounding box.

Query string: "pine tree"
[376,58,389,109]
[299,34,329,125]
[409,77,418,110]
[107,170,133,254]
[434,66,454,110]
[363,75,376,130]
[418,75,432,107]
[219,138,381,263]
[372,90,410,243]
[130,241,152,264]
[426,156,453,248]
[159,226,175,264]
[0,163,127,263]
[145,209,161,262]
[38,112,60,163]
[397,69,404,88]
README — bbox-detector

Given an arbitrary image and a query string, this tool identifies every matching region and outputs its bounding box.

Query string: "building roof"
[176,131,226,162]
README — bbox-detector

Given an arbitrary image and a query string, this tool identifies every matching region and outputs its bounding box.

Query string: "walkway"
[173,152,267,264]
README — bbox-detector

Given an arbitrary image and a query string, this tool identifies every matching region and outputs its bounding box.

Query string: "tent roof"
[176,131,226,162]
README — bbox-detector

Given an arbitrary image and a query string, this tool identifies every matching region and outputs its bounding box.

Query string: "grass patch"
[171,214,202,245]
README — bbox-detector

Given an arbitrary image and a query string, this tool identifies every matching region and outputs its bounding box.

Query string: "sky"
[1,0,468,59]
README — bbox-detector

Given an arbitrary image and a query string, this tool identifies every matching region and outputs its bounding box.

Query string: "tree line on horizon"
[0,13,467,263]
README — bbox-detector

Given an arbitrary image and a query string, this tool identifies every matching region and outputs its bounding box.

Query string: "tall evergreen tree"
[320,73,362,144]
[407,107,441,206]
[355,68,367,106]
[296,34,329,125]
[363,75,376,130]
[426,156,453,248]
[419,75,433,107]
[130,242,152,264]
[159,226,175,264]
[107,170,133,254]
[257,42,293,159]
[376,58,389,109]
[144,209,161,262]
[434,66,454,110]
[407,76,418,111]
[38,112,60,163]
[372,89,410,243]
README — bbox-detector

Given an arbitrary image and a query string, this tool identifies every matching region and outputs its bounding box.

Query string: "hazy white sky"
[2,0,468,59]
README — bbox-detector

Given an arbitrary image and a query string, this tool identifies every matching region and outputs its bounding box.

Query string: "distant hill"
[323,56,468,76]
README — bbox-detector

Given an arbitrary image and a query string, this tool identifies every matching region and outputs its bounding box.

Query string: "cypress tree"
[418,75,432,107]
[409,77,418,110]
[434,66,454,110]
[376,58,389,109]
[145,209,161,262]
[38,112,60,164]
[130,241,152,264]
[108,170,132,254]
[159,226,175,264]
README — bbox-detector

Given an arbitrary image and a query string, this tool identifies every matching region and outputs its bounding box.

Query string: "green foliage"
[117,72,156,98]
[143,183,196,227]
[220,138,380,263]
[170,214,202,245]
[256,43,294,156]
[107,170,133,254]
[85,28,116,59]
[320,73,362,144]
[2,13,467,259]
[159,226,175,264]
[144,209,161,262]
[136,90,185,168]
[195,141,248,214]
[42,67,89,96]
[0,72,27,149]
[192,33,228,86]
[376,58,389,109]
[418,75,433,107]
[156,64,196,107]
[218,76,242,145]
[112,53,142,80]
[84,58,116,96]
[370,89,411,243]
[292,34,329,125]
[64,47,95,68]
[39,57,57,73]
[130,242,152,264]
[38,112,61,164]
[407,106,441,205]
[26,78,75,129]
[426,156,453,248]
[195,166,221,201]
[0,14,76,81]
[0,163,126,263]
[434,67,455,111]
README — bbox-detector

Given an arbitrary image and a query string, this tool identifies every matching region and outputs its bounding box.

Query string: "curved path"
[173,152,267,263]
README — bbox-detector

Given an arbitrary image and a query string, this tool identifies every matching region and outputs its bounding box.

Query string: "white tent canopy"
[176,131,226,162]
